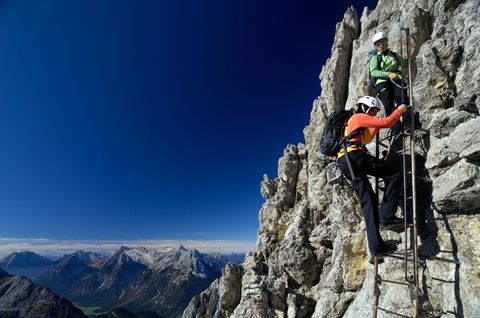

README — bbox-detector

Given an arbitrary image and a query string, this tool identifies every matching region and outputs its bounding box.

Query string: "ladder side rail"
[405,27,420,318]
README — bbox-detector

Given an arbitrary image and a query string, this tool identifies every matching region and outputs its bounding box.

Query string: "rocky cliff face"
[0,271,87,318]
[182,0,480,317]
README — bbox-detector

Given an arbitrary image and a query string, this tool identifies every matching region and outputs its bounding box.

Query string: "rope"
[390,77,409,89]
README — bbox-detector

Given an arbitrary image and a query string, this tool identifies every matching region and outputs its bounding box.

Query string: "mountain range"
[25,245,242,317]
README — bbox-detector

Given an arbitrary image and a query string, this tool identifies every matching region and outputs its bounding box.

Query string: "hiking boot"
[380,216,404,229]
[377,241,397,256]
[369,242,397,264]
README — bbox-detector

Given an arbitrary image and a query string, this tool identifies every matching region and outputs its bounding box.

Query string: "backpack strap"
[375,50,399,72]
[376,53,383,70]
[340,127,365,180]
[342,143,356,180]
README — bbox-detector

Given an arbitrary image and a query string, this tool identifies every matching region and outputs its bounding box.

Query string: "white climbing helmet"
[372,31,388,44]
[356,96,382,113]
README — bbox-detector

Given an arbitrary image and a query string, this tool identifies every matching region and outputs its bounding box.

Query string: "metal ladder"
[372,28,421,318]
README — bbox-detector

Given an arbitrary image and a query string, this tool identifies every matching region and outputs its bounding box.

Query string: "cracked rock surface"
[183,0,480,317]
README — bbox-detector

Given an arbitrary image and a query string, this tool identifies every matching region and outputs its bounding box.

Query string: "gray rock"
[426,117,480,172]
[426,108,475,138]
[274,205,321,288]
[218,263,243,311]
[182,0,480,317]
[432,158,480,213]
[182,263,244,318]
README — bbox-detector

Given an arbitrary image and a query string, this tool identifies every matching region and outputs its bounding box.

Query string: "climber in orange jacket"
[337,96,406,262]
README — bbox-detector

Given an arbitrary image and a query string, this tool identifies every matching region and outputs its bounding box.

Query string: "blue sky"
[0,0,377,250]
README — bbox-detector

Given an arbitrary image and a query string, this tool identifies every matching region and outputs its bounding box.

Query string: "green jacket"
[369,50,408,85]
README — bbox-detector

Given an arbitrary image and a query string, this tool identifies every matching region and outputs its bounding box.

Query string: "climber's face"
[368,107,380,116]
[374,39,388,53]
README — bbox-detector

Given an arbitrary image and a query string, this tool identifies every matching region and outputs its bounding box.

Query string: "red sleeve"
[346,108,404,134]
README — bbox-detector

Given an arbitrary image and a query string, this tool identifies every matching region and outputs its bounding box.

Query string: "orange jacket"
[337,107,404,158]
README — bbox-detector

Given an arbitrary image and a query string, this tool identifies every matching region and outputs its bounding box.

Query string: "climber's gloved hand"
[397,104,407,113]
[388,72,398,80]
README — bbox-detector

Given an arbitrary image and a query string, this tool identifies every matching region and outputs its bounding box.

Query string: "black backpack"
[320,109,355,157]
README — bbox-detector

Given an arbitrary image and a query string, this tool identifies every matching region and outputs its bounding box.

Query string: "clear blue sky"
[0,0,377,244]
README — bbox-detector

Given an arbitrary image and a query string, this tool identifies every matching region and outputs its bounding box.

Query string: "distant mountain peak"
[0,250,54,267]
[72,250,105,264]
[118,245,132,252]
[0,251,55,280]
[177,244,187,251]
[12,250,35,256]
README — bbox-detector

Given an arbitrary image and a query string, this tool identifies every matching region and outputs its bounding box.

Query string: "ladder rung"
[384,253,426,265]
[376,306,412,318]
[431,277,455,283]
[377,276,412,286]
[391,250,413,256]
[429,256,461,265]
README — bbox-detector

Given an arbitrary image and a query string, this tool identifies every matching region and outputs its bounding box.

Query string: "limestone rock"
[432,158,480,213]
[219,263,243,311]
[305,7,360,157]
[181,263,244,318]
[426,117,480,171]
[182,0,480,317]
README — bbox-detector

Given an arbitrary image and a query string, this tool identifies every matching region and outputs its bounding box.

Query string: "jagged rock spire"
[183,0,480,317]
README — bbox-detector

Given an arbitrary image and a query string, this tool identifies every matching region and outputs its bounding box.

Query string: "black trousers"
[376,81,422,161]
[375,80,409,115]
[392,154,431,240]
[338,150,402,254]
[376,80,409,136]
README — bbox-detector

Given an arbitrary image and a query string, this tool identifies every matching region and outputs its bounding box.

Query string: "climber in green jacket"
[370,31,409,117]
[370,31,422,149]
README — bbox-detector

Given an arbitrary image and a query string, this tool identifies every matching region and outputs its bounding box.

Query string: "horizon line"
[0,237,257,257]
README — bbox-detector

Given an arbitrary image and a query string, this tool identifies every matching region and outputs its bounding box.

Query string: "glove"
[388,73,398,80]
[397,104,407,114]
